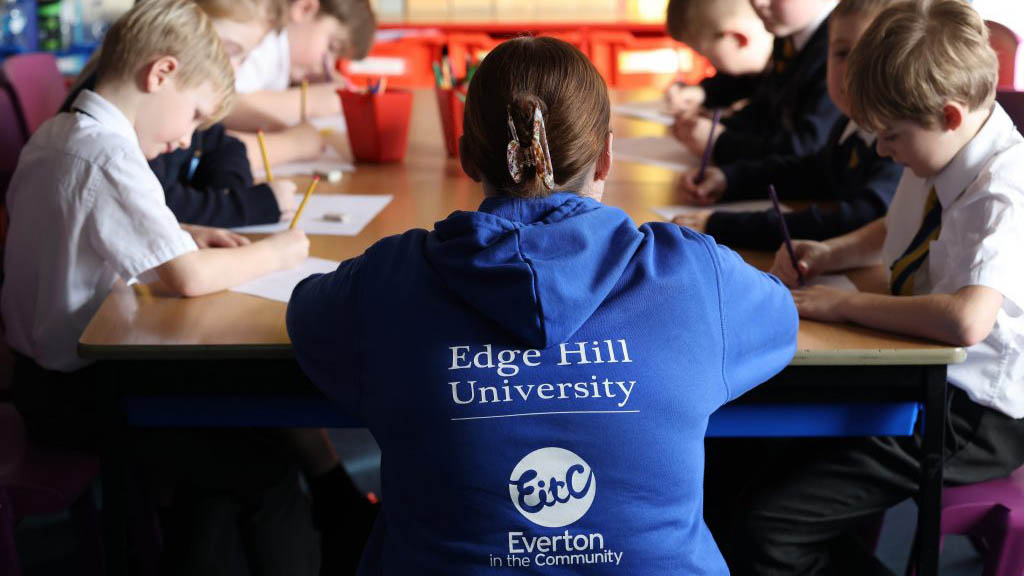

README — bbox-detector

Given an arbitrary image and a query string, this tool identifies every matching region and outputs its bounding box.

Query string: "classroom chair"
[0,404,104,576]
[1,52,67,136]
[0,85,24,267]
[929,466,1024,576]
[987,21,1023,91]
[995,90,1024,134]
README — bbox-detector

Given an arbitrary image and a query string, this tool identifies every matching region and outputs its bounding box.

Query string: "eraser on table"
[314,170,344,183]
[323,212,350,222]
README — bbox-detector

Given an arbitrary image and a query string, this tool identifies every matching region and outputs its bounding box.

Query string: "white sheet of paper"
[614,137,697,173]
[653,200,792,220]
[254,116,356,179]
[612,100,675,126]
[808,274,859,292]
[230,257,340,303]
[232,194,392,236]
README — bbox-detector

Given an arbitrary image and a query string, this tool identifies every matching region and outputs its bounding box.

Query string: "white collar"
[71,89,138,144]
[838,119,876,146]
[931,104,1014,209]
[792,1,837,52]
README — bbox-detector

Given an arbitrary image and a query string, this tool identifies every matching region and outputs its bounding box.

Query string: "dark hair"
[462,37,610,198]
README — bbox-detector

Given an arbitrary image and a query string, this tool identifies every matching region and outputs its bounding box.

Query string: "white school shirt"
[235,29,291,93]
[0,90,197,372]
[881,103,1024,418]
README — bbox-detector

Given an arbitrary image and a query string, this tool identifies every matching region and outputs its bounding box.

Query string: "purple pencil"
[768,184,804,286]
[694,108,722,184]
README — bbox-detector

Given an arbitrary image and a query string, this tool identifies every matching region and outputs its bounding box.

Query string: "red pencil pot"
[435,87,466,158]
[338,89,413,163]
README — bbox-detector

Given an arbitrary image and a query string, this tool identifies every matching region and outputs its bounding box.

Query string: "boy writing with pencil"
[673,0,841,164]
[672,0,902,250]
[664,0,775,116]
[2,0,309,375]
[227,0,377,170]
[739,1,1024,572]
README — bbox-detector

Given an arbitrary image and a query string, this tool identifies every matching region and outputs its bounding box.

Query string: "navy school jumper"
[706,116,903,250]
[712,16,841,165]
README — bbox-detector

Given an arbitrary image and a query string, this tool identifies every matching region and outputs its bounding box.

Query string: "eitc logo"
[509,447,596,528]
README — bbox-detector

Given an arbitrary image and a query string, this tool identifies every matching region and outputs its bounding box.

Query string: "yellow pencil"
[290,176,320,229]
[300,79,308,123]
[256,130,273,182]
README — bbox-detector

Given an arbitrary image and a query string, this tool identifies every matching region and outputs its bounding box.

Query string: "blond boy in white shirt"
[2,0,307,411]
[732,1,1024,572]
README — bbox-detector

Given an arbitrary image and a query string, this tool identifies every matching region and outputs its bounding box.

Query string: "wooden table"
[80,90,963,576]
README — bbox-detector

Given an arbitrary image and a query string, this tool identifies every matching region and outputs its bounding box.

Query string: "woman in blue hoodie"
[287,36,798,575]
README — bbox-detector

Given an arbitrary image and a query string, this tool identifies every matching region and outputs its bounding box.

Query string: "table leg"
[913,366,946,576]
[101,363,127,576]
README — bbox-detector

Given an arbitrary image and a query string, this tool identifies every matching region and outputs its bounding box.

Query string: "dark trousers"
[11,355,319,576]
[705,386,1024,575]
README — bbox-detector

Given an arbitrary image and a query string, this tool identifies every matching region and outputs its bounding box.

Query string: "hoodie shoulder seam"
[513,226,548,347]
[695,231,732,403]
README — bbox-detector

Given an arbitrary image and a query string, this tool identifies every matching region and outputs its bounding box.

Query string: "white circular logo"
[508,447,596,528]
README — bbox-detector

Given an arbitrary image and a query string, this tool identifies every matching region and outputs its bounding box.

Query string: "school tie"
[774,37,796,75]
[889,186,942,296]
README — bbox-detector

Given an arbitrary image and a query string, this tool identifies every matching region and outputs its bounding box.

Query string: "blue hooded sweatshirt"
[287,192,798,575]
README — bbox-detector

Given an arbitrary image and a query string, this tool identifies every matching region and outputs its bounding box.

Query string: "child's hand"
[269,180,298,221]
[182,224,251,248]
[672,114,724,156]
[790,285,851,322]
[770,240,832,287]
[665,83,705,115]
[672,209,712,233]
[677,166,726,205]
[264,228,310,269]
[310,83,344,117]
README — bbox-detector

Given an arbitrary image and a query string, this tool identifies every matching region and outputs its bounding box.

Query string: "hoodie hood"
[425,192,644,349]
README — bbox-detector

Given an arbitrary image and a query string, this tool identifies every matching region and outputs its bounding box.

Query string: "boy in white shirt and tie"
[754,0,1024,572]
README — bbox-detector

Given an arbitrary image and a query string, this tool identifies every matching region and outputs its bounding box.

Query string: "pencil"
[290,176,320,229]
[256,130,273,182]
[694,108,721,184]
[300,79,308,122]
[768,184,804,286]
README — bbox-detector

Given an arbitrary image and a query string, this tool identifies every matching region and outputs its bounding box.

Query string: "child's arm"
[769,217,887,285]
[705,158,900,250]
[154,228,309,297]
[154,126,286,227]
[225,84,343,132]
[234,125,326,174]
[794,284,1003,347]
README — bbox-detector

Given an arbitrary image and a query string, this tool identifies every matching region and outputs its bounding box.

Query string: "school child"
[664,0,775,116]
[1,1,315,573]
[226,0,377,170]
[671,0,902,250]
[740,1,1024,572]
[286,36,798,574]
[152,0,299,227]
[62,0,299,227]
[673,0,841,165]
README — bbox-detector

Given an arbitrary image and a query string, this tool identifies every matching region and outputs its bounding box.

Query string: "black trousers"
[704,385,1024,576]
[11,355,319,576]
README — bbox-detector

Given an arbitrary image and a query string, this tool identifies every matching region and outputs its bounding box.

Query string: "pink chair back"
[938,466,1024,576]
[987,21,1024,91]
[0,85,26,254]
[1,53,67,136]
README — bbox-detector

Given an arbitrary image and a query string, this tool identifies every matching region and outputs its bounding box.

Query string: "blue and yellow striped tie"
[890,186,942,296]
